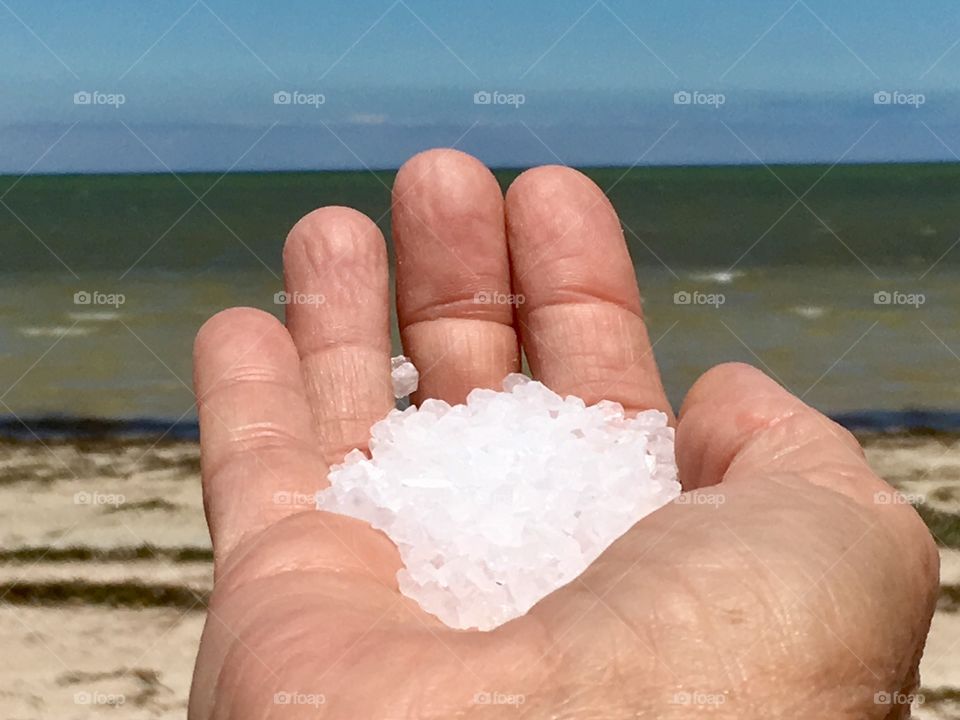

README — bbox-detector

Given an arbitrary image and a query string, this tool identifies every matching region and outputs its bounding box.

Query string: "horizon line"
[3,157,959,180]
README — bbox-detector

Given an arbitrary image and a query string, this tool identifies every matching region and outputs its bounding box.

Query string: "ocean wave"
[19,325,94,338]
[687,270,744,285]
[0,416,199,442]
[67,311,121,322]
[2,412,960,442]
[791,305,827,319]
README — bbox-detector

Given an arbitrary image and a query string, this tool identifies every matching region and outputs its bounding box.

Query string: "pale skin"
[189,149,938,719]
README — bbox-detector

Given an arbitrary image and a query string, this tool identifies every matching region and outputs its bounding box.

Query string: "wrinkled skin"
[188,150,938,719]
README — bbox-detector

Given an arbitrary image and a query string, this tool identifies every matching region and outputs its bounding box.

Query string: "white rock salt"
[390,355,419,398]
[317,373,680,631]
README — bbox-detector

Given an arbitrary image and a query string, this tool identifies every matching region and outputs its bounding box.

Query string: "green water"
[2,163,959,418]
[5,164,960,273]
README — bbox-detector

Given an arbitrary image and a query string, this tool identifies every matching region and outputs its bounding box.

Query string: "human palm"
[189,150,937,719]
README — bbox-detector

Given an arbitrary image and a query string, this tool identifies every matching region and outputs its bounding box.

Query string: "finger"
[393,148,520,404]
[505,166,672,419]
[194,308,326,569]
[676,362,866,490]
[283,207,394,465]
[676,362,928,527]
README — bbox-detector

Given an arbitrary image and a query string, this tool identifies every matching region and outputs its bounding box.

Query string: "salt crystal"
[318,373,680,631]
[390,355,419,398]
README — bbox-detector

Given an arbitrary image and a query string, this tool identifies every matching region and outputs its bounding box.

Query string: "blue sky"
[2,0,960,172]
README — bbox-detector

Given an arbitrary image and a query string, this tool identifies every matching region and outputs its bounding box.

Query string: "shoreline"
[6,410,960,444]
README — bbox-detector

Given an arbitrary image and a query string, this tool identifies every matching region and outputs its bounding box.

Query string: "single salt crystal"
[318,373,680,631]
[390,355,419,398]
[502,373,530,392]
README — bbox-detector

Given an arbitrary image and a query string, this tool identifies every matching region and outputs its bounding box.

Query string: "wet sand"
[0,434,958,718]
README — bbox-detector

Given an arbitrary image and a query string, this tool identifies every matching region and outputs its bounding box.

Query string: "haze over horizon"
[2,0,960,173]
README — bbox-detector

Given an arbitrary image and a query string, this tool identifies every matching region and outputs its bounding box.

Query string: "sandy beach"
[0,433,958,718]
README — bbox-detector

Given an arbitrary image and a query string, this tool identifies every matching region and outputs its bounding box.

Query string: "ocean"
[3,163,960,425]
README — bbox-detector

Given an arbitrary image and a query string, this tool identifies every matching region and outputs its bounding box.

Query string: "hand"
[189,150,937,719]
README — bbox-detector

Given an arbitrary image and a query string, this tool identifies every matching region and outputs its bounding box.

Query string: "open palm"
[188,150,937,719]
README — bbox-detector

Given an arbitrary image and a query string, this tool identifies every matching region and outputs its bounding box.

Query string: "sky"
[1,0,960,172]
